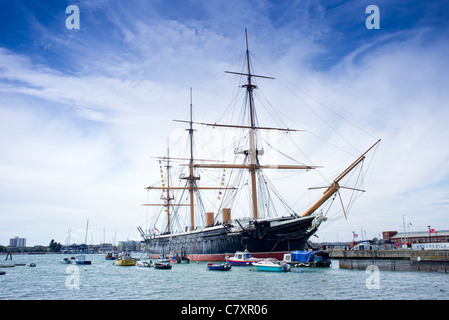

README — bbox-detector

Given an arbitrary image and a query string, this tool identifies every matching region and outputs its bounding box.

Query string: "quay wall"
[329,249,449,261]
[338,258,449,273]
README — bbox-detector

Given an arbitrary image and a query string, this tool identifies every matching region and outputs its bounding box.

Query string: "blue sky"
[1,0,449,245]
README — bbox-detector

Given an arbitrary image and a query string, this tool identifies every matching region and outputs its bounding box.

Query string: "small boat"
[157,253,170,263]
[207,262,232,271]
[75,255,91,265]
[154,262,172,269]
[225,250,263,266]
[284,250,331,268]
[0,263,15,268]
[169,250,190,264]
[253,258,291,272]
[0,271,6,275]
[137,260,154,268]
[60,257,72,264]
[115,252,136,266]
[105,251,117,260]
[27,263,37,267]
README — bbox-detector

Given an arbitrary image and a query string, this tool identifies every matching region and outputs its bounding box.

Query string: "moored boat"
[115,252,136,266]
[207,262,231,271]
[137,260,154,267]
[253,258,291,272]
[284,250,331,268]
[75,255,91,265]
[157,253,170,263]
[105,251,117,260]
[225,250,263,266]
[169,250,190,264]
[60,257,72,264]
[154,262,172,269]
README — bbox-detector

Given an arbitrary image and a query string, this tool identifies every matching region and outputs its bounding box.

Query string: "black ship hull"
[143,215,318,261]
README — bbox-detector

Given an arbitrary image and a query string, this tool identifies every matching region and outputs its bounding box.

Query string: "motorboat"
[253,258,291,272]
[115,252,136,266]
[169,250,190,264]
[137,260,154,268]
[60,257,72,264]
[105,251,117,260]
[157,254,170,263]
[284,250,331,268]
[225,250,263,266]
[206,262,232,271]
[154,262,172,269]
[75,255,91,265]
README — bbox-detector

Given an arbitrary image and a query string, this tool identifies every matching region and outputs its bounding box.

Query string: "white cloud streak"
[1,1,448,245]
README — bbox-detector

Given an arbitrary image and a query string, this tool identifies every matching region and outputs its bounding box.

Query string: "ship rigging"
[138,30,380,260]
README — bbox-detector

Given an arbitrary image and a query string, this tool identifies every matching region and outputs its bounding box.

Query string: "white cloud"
[1,2,448,246]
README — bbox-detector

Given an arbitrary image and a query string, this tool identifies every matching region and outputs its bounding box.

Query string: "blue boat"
[253,258,290,272]
[206,262,232,271]
[284,250,331,267]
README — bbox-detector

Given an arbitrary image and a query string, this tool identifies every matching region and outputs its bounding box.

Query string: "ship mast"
[244,29,260,220]
[145,89,235,233]
[189,29,318,220]
[188,88,196,231]
[165,140,173,233]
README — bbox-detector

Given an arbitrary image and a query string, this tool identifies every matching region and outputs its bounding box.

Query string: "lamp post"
[428,225,432,243]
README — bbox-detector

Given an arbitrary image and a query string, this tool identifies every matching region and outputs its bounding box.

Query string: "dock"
[329,249,449,273]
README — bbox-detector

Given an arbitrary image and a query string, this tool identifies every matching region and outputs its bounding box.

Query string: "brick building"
[383,230,449,244]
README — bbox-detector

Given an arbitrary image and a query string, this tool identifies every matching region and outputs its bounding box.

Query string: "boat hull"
[115,259,136,266]
[253,265,288,272]
[143,215,317,261]
[207,263,232,271]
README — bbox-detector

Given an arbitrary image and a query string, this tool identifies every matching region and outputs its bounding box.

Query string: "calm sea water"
[1,253,448,300]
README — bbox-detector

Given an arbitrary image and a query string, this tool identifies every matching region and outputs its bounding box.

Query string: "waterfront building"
[383,230,449,244]
[118,240,142,252]
[9,237,26,249]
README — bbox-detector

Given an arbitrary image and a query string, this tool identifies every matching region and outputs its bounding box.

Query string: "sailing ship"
[138,30,380,261]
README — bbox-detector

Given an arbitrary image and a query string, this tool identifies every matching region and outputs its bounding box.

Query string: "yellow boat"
[115,252,136,266]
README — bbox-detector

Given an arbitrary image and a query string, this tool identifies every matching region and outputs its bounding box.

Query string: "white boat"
[137,260,154,268]
[75,255,91,265]
[253,258,291,272]
[225,250,263,266]
[157,254,170,263]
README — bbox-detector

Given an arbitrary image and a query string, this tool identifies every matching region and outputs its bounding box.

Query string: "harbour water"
[1,254,448,300]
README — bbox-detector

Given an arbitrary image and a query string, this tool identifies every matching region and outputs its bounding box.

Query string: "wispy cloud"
[1,0,448,244]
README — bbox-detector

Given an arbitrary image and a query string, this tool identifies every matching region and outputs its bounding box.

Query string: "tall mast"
[165,139,172,233]
[244,29,259,220]
[84,219,89,245]
[188,88,196,230]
